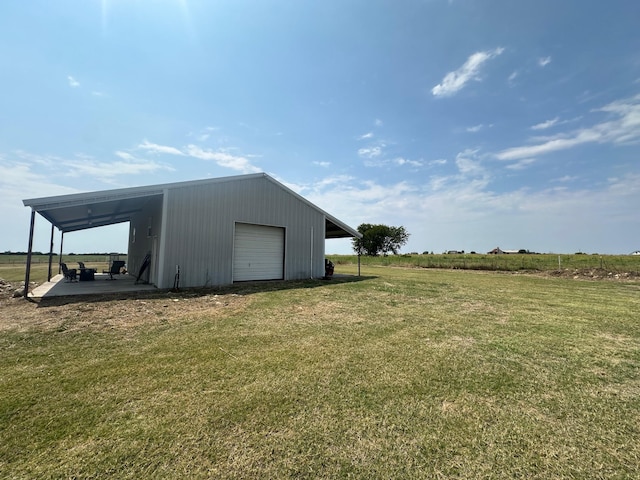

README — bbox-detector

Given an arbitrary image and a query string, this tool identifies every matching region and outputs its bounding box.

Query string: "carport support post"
[47,224,55,281]
[58,232,64,274]
[23,210,36,298]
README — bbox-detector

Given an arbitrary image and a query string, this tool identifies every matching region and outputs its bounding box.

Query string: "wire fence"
[330,254,640,274]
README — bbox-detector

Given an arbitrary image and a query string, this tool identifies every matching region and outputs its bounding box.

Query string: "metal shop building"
[22,173,361,291]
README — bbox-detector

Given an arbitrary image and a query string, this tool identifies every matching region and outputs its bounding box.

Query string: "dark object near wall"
[324,259,334,279]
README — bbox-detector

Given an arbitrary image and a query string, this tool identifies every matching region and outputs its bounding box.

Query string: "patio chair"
[60,263,77,282]
[103,260,126,280]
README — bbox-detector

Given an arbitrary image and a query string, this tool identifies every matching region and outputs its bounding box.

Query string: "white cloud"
[393,157,423,167]
[466,124,492,133]
[184,145,261,173]
[14,150,62,167]
[137,140,185,156]
[358,132,374,140]
[1,162,77,202]
[432,47,505,97]
[428,159,448,166]
[313,161,331,168]
[114,151,136,161]
[505,158,536,170]
[358,145,383,159]
[374,119,384,127]
[135,140,261,173]
[508,71,519,84]
[496,94,640,161]
[67,75,80,88]
[552,175,578,183]
[366,156,423,168]
[455,149,485,176]
[63,158,175,178]
[531,117,559,130]
[538,56,552,67]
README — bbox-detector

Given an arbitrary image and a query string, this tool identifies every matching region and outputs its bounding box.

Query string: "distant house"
[488,247,529,254]
[632,251,640,256]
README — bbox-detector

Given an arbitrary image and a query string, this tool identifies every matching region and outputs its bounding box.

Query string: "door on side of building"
[233,223,285,282]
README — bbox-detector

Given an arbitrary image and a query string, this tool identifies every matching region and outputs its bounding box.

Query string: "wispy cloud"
[189,126,219,142]
[2,162,77,201]
[63,158,174,179]
[530,117,559,130]
[432,47,505,97]
[357,132,374,140]
[374,119,384,127]
[364,156,423,168]
[393,157,423,167]
[455,149,485,177]
[67,75,80,88]
[467,124,493,133]
[538,56,552,67]
[313,161,331,167]
[505,158,536,170]
[428,159,448,166]
[114,151,137,161]
[496,94,640,161]
[358,145,384,159]
[552,175,579,183]
[184,145,261,173]
[136,140,261,173]
[138,140,185,156]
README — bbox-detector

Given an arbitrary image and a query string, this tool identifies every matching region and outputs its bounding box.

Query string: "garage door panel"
[234,223,284,281]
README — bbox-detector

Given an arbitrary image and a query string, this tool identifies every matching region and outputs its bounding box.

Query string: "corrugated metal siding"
[159,176,326,288]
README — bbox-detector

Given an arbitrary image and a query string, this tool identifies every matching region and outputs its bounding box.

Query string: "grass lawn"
[1,266,639,478]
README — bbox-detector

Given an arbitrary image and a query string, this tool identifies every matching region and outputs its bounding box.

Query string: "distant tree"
[352,223,410,256]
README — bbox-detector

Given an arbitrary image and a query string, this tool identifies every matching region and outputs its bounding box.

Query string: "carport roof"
[23,173,361,239]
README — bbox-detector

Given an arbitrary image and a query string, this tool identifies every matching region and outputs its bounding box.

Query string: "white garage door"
[233,223,285,281]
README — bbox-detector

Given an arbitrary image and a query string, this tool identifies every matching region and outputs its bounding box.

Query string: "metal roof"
[23,173,361,239]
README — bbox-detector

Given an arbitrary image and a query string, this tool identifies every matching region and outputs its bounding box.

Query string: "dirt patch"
[0,281,250,333]
[537,268,640,281]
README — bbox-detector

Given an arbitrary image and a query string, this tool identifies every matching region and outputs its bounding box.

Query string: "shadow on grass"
[34,274,377,308]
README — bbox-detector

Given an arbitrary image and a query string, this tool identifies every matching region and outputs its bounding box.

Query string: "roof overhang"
[324,215,361,239]
[23,186,165,233]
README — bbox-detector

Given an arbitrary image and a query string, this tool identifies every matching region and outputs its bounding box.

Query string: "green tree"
[352,223,410,256]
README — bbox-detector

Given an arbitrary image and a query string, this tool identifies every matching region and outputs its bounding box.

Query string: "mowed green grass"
[1,266,639,478]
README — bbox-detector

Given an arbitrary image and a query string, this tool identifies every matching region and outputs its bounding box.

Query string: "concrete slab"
[29,273,157,298]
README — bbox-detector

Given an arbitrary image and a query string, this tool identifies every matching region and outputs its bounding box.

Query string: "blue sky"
[1,0,639,255]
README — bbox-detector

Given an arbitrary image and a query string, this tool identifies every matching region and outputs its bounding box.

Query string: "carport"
[22,184,165,298]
